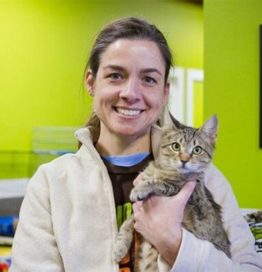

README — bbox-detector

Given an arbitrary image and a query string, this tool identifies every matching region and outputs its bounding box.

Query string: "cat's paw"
[113,244,129,263]
[113,249,125,263]
[130,185,154,202]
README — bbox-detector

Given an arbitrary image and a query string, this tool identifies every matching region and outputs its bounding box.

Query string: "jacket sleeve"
[9,165,64,272]
[157,164,262,272]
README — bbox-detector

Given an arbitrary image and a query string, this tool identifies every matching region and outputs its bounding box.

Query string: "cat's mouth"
[179,166,190,173]
[179,163,197,174]
[179,161,190,170]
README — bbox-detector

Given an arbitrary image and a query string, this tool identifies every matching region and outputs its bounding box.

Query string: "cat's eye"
[171,142,181,152]
[192,146,202,155]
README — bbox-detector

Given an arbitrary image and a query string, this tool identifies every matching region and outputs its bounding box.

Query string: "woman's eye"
[171,142,181,152]
[192,146,202,155]
[143,76,157,85]
[107,73,123,81]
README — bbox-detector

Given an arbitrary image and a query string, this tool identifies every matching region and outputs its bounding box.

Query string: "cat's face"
[157,115,218,174]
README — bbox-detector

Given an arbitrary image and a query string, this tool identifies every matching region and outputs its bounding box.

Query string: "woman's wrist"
[154,227,182,266]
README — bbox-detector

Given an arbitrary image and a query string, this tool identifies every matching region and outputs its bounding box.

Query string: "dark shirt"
[102,154,153,271]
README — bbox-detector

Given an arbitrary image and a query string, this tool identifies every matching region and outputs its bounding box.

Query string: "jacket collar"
[75,124,162,160]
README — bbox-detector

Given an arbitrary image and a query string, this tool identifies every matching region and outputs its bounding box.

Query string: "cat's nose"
[180,153,190,163]
[181,160,188,167]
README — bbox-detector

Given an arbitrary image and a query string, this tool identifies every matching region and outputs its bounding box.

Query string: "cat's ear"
[169,112,186,130]
[199,115,218,142]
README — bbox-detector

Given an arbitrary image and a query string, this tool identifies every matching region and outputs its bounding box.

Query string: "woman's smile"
[114,107,144,117]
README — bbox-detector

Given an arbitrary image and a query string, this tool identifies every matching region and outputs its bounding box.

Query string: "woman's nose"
[119,77,141,102]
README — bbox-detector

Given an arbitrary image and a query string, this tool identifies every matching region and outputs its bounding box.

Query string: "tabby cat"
[113,114,231,271]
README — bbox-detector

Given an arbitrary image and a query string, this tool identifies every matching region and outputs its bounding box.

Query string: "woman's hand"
[132,179,196,266]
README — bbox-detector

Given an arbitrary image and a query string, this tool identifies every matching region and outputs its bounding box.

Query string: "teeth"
[116,108,141,116]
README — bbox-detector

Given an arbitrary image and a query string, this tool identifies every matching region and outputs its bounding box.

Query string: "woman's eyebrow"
[102,65,162,76]
[102,65,125,72]
[140,68,162,76]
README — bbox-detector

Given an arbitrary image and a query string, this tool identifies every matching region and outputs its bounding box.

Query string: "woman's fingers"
[173,180,196,206]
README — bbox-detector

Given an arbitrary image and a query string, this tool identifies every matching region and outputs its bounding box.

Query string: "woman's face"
[86,39,169,140]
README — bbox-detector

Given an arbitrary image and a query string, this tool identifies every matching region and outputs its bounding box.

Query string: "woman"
[10,17,262,271]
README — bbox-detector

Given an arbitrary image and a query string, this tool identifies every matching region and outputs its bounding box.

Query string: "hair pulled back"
[87,17,173,83]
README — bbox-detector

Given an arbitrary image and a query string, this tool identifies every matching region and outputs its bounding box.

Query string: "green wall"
[0,0,203,152]
[2,0,258,209]
[204,0,262,209]
[0,0,203,177]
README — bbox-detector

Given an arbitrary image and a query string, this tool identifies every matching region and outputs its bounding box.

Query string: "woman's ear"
[163,81,170,104]
[85,70,95,96]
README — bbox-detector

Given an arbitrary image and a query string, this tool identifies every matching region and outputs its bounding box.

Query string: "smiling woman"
[85,39,169,156]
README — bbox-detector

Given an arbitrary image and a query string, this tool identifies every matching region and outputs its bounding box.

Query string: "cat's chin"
[179,167,191,174]
[179,166,200,174]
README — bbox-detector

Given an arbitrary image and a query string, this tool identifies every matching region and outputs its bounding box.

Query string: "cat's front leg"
[113,216,135,263]
[130,179,160,201]
[130,180,181,202]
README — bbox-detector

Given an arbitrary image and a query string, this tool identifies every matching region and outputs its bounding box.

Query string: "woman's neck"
[95,129,151,157]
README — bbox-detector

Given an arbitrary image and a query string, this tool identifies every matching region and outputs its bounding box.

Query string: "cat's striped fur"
[113,114,231,271]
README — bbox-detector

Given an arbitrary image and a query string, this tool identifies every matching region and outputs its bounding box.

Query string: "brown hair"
[86,17,173,83]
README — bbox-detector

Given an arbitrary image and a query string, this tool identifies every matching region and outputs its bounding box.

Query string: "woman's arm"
[133,165,262,272]
[133,181,196,265]
[9,166,63,272]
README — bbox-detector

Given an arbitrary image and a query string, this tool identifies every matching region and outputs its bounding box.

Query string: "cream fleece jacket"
[10,126,262,271]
